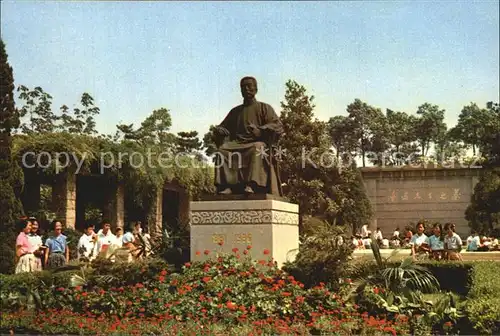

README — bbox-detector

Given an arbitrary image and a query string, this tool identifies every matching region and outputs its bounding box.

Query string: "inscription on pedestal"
[190,199,299,268]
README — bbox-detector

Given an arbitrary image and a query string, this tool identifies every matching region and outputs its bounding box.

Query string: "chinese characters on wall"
[388,188,462,203]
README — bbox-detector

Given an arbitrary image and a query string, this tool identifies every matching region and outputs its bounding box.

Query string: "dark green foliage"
[282,225,355,289]
[202,124,218,157]
[464,262,500,334]
[0,39,22,274]
[466,167,500,234]
[175,130,202,154]
[346,99,389,167]
[419,261,473,296]
[335,167,373,234]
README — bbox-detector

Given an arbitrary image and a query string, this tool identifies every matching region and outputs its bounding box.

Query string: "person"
[27,218,44,271]
[121,223,137,262]
[213,76,284,195]
[374,227,383,243]
[466,230,481,252]
[410,222,430,260]
[361,224,371,238]
[134,222,152,257]
[392,227,400,239]
[114,227,124,247]
[44,221,69,269]
[77,223,98,261]
[15,219,37,273]
[404,226,413,243]
[96,221,117,256]
[444,223,463,260]
[428,224,445,260]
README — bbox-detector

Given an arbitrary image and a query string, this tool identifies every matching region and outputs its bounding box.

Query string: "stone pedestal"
[190,196,299,268]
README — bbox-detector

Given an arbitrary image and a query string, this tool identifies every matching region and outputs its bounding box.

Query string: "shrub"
[419,261,473,296]
[282,226,355,289]
[464,262,500,334]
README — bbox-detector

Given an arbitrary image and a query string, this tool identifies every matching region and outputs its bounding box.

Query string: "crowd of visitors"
[14,217,153,274]
[351,222,500,261]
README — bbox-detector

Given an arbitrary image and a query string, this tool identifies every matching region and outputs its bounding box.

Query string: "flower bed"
[0,247,410,335]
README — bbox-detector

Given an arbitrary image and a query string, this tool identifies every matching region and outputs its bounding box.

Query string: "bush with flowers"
[1,246,411,335]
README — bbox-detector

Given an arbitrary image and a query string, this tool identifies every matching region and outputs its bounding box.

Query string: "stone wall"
[360,166,482,238]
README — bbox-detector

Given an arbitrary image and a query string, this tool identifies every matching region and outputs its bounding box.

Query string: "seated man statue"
[213,76,283,196]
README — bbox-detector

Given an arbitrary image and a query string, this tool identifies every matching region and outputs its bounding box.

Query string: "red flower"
[184,262,191,268]
[218,241,224,246]
[159,276,165,282]
[373,287,380,294]
[204,249,210,255]
[195,251,201,256]
[160,269,167,276]
[202,276,211,283]
[226,301,237,310]
[56,287,65,292]
[263,249,270,255]
[232,247,239,253]
[246,245,252,250]
[281,292,292,297]
[243,250,248,255]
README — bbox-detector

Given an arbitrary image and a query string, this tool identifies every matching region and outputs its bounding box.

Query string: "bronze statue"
[213,77,283,196]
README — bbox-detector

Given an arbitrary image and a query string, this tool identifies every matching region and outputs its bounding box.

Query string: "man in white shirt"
[374,228,383,241]
[361,224,371,238]
[77,223,98,261]
[96,221,117,256]
[392,228,400,239]
[444,223,463,260]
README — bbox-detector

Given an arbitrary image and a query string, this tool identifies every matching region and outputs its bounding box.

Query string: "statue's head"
[240,76,258,100]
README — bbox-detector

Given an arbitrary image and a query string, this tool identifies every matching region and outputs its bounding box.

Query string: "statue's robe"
[215,99,283,195]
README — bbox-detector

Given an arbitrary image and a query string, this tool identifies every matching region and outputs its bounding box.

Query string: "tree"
[202,125,218,157]
[327,115,357,159]
[176,131,202,154]
[346,99,388,167]
[16,85,58,134]
[60,92,100,135]
[116,108,176,151]
[466,168,500,234]
[385,109,419,165]
[0,39,23,273]
[465,102,500,235]
[413,103,446,158]
[279,80,372,231]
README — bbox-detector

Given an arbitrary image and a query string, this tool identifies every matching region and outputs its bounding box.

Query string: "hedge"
[464,262,500,334]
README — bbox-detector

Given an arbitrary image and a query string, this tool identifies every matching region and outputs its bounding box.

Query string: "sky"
[1,1,499,139]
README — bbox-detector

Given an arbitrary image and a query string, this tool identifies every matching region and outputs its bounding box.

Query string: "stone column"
[147,187,163,238]
[52,172,76,229]
[103,182,125,229]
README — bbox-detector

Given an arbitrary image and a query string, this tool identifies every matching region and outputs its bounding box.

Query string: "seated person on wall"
[213,76,284,195]
[444,222,463,260]
[428,224,445,260]
[410,222,430,260]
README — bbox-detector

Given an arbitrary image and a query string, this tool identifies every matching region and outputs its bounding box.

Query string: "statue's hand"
[215,126,230,137]
[248,124,262,138]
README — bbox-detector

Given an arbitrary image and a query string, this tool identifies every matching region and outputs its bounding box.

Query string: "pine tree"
[0,39,22,273]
